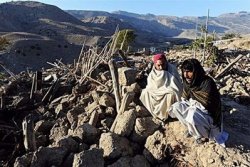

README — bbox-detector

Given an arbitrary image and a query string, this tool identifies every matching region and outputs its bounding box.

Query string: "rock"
[73,148,104,167]
[131,117,160,143]
[99,132,133,159]
[54,136,79,153]
[14,153,33,167]
[113,109,136,136]
[100,117,114,129]
[77,113,89,127]
[67,105,85,125]
[30,147,67,167]
[143,130,167,163]
[108,156,131,167]
[108,155,150,167]
[99,93,115,107]
[73,123,98,144]
[34,120,54,134]
[61,153,74,167]
[49,118,70,142]
[118,67,137,86]
[121,83,141,96]
[36,135,48,147]
[105,107,116,117]
[135,105,151,118]
[131,155,150,167]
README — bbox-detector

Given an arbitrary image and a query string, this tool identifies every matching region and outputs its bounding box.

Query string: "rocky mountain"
[0,1,250,73]
[67,10,250,39]
[0,1,121,73]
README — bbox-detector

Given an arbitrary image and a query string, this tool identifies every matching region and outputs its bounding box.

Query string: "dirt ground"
[164,96,250,167]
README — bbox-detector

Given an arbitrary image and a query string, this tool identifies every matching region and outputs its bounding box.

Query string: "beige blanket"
[140,63,182,121]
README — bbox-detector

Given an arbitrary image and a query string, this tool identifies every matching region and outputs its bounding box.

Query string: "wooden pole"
[108,59,121,112]
[201,9,209,65]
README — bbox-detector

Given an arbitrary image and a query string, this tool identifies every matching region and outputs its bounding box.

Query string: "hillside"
[67,10,250,38]
[0,1,250,73]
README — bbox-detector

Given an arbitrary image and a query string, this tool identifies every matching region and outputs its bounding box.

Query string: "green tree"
[116,29,136,51]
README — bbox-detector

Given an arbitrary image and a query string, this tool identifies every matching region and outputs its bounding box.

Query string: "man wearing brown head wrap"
[169,58,228,145]
[140,53,182,122]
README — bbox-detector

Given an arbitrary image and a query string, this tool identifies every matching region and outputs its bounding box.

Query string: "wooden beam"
[215,54,246,79]
[22,115,36,152]
[108,59,121,112]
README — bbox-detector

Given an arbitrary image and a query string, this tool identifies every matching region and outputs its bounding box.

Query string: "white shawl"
[140,63,182,120]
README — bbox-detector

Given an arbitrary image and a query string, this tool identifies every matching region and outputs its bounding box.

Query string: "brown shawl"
[181,59,221,125]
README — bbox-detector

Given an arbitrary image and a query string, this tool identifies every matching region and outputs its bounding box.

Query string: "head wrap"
[181,58,205,87]
[153,54,166,63]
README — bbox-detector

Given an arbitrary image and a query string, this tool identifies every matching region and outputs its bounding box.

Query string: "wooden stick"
[0,95,3,109]
[30,73,35,99]
[118,50,130,67]
[88,110,99,127]
[22,115,36,152]
[0,64,17,80]
[215,54,246,79]
[108,59,121,112]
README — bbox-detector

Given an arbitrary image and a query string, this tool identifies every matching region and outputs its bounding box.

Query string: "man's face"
[155,59,166,71]
[183,70,193,83]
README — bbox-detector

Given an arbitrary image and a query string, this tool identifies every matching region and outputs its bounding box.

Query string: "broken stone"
[49,118,70,142]
[100,117,114,130]
[73,123,99,144]
[121,83,141,96]
[36,135,48,148]
[73,148,104,167]
[66,105,85,125]
[34,120,54,134]
[61,153,74,167]
[99,132,133,159]
[118,67,137,86]
[14,153,33,167]
[131,117,160,143]
[77,113,89,127]
[113,109,136,136]
[108,155,150,167]
[99,93,115,107]
[135,105,151,118]
[54,136,79,153]
[143,130,167,163]
[30,146,67,167]
[131,155,150,167]
[105,107,116,117]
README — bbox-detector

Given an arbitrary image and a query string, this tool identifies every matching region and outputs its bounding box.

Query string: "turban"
[153,54,166,63]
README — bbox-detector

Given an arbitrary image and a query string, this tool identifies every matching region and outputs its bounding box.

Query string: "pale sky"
[0,0,249,17]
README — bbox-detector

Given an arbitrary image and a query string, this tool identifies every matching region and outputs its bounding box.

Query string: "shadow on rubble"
[222,96,250,152]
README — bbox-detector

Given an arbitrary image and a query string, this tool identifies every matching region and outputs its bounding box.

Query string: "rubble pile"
[0,59,173,167]
[0,48,249,167]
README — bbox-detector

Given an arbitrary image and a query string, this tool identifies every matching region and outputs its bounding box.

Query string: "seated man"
[140,54,182,121]
[169,58,228,144]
